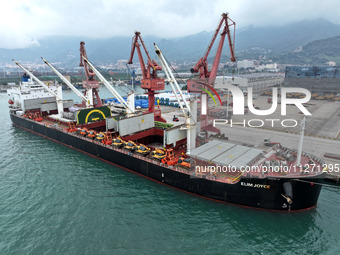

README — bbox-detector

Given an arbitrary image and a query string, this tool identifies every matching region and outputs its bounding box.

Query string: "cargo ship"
[7,43,326,211]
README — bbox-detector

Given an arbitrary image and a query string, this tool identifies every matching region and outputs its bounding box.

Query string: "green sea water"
[1,90,340,255]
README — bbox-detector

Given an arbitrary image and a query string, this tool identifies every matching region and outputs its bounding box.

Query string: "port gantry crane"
[187,12,236,132]
[128,31,166,122]
[79,41,103,108]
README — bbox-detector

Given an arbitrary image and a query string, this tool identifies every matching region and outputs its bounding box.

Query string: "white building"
[237,60,255,69]
[214,73,284,92]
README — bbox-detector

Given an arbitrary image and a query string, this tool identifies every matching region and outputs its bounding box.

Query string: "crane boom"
[78,41,102,108]
[128,31,162,79]
[79,41,100,88]
[154,44,195,123]
[41,57,90,106]
[189,12,236,87]
[154,43,196,154]
[127,31,165,122]
[187,12,236,133]
[13,59,62,100]
[82,57,135,113]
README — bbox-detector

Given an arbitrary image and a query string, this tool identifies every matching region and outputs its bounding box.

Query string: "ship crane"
[128,31,166,122]
[82,56,135,114]
[154,44,196,154]
[13,59,64,117]
[42,57,92,108]
[79,41,102,108]
[187,12,236,131]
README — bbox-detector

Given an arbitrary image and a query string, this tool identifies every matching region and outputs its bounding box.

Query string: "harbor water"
[1,90,340,255]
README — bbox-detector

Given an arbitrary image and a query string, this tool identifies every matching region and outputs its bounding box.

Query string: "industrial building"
[214,73,284,91]
[284,66,340,94]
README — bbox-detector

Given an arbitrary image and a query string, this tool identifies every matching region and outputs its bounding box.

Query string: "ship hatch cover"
[188,141,263,169]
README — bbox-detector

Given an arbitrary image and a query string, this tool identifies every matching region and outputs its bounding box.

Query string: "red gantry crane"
[187,12,236,131]
[128,32,166,122]
[79,41,103,108]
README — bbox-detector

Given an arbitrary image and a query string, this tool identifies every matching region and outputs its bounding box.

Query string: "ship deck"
[18,114,324,185]
[189,140,324,180]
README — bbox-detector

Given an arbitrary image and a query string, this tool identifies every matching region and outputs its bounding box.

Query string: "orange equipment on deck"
[96,132,105,141]
[79,128,88,136]
[178,156,191,168]
[151,148,166,161]
[67,122,78,132]
[87,130,97,139]
[33,113,43,122]
[161,149,178,166]
[102,132,113,145]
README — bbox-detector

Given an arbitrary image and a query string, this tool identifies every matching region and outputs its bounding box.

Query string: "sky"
[1,0,340,49]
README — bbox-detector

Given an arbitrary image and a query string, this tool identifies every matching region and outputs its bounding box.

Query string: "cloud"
[0,0,339,49]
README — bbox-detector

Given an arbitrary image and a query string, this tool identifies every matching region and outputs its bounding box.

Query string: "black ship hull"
[10,113,323,211]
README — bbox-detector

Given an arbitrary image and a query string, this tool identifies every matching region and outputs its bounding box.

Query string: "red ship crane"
[188,12,236,90]
[128,32,166,122]
[187,12,236,132]
[79,41,102,108]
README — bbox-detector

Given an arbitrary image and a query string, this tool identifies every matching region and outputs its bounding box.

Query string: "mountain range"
[1,18,340,67]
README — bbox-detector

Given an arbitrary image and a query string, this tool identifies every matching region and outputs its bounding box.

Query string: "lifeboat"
[123,140,137,151]
[87,130,97,139]
[150,149,166,161]
[135,144,151,155]
[112,137,124,147]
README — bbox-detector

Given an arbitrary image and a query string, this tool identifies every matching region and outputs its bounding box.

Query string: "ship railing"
[63,129,240,179]
[62,128,326,181]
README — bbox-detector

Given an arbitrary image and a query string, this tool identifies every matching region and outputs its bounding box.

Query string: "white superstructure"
[7,75,58,112]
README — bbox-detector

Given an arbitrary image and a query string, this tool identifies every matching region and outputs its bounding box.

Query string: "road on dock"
[219,125,340,165]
